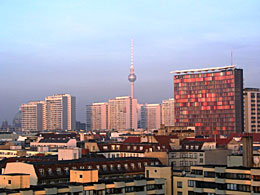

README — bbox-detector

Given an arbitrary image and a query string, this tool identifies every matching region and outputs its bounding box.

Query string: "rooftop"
[170,65,236,74]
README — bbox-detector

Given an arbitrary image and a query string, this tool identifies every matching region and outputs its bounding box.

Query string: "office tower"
[244,88,260,133]
[86,102,110,130]
[45,94,76,131]
[140,104,161,130]
[172,65,243,136]
[128,39,137,98]
[20,101,44,132]
[109,96,137,130]
[161,98,175,126]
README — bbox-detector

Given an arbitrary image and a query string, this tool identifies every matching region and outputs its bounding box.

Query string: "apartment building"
[244,88,260,133]
[86,102,110,130]
[109,96,138,130]
[20,101,44,132]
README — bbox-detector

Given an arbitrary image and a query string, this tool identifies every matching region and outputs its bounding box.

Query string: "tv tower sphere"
[128,73,136,82]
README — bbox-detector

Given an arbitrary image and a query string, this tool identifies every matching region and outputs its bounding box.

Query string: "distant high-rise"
[109,96,137,130]
[20,101,44,132]
[161,98,175,126]
[140,104,161,130]
[172,65,243,136]
[45,94,76,131]
[244,88,260,133]
[128,39,137,98]
[86,102,110,130]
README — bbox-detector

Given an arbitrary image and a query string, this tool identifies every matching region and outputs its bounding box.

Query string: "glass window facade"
[174,68,243,136]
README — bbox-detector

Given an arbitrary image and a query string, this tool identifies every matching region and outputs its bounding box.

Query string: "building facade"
[45,94,76,131]
[173,165,260,195]
[172,66,243,136]
[109,96,138,130]
[244,88,260,133]
[141,104,161,130]
[86,102,110,130]
[161,98,175,126]
[20,101,44,132]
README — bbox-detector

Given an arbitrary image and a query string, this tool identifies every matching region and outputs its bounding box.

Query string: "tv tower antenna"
[128,39,137,98]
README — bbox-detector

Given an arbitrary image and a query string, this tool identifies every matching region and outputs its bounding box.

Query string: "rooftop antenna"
[231,51,233,65]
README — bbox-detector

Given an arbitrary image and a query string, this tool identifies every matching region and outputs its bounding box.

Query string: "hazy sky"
[1,0,260,123]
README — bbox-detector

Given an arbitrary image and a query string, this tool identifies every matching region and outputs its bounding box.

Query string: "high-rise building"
[244,88,260,133]
[20,101,44,132]
[45,94,76,131]
[161,98,175,126]
[140,104,161,130]
[109,96,137,130]
[86,102,110,130]
[172,65,243,136]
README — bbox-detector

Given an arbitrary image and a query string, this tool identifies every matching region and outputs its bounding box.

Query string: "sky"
[1,0,260,123]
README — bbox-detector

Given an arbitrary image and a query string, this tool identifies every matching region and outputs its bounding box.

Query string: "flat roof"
[170,65,236,74]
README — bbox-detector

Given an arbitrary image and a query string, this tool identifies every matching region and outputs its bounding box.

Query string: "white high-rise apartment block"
[20,101,45,132]
[109,96,138,130]
[140,104,161,130]
[161,98,175,126]
[45,94,76,131]
[86,102,110,130]
[244,88,260,133]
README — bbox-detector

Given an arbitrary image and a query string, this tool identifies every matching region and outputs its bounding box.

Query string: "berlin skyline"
[1,0,260,123]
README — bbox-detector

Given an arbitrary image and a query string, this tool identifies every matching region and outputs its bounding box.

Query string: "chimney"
[242,134,253,168]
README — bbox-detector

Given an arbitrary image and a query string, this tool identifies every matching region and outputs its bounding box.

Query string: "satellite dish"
[254,156,259,164]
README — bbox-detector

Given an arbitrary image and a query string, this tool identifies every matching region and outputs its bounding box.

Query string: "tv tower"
[128,39,137,98]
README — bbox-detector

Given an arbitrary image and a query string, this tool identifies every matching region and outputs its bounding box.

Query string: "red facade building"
[172,66,243,136]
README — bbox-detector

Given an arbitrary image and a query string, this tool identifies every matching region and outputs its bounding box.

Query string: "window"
[8,180,11,184]
[102,164,107,171]
[39,168,44,176]
[48,168,53,176]
[79,174,83,178]
[64,167,69,175]
[117,164,121,170]
[111,145,115,150]
[56,168,62,175]
[188,180,195,187]
[177,181,182,188]
[124,163,129,170]
[227,183,237,191]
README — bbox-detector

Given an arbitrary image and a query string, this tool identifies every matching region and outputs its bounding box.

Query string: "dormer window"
[48,168,53,176]
[56,168,62,175]
[39,168,44,176]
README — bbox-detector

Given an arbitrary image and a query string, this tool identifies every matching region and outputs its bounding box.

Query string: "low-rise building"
[2,155,161,185]
[0,169,165,195]
[173,165,260,195]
